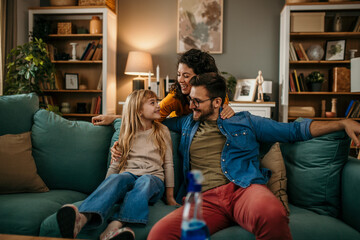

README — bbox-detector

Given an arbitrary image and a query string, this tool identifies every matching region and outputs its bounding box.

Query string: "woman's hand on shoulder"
[110,141,122,164]
[92,115,119,126]
[220,104,235,119]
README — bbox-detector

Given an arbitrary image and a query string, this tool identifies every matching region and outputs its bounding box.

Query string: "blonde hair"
[117,89,168,171]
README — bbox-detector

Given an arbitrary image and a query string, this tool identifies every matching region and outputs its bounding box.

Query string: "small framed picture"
[64,73,79,90]
[325,40,346,61]
[234,79,257,102]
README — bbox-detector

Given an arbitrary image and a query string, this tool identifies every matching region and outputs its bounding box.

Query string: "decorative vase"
[310,82,322,92]
[333,14,342,32]
[90,16,102,34]
[307,45,324,61]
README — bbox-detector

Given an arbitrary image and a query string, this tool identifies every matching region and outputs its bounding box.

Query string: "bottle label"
[181,220,210,240]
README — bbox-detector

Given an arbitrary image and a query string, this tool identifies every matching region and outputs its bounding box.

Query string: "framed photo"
[234,79,257,102]
[64,73,79,90]
[177,0,223,54]
[325,40,346,61]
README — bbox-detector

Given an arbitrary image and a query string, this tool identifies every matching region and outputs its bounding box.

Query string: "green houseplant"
[4,37,55,95]
[221,71,237,101]
[306,71,324,92]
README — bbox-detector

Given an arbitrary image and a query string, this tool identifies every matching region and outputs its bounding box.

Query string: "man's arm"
[162,115,189,133]
[310,119,360,147]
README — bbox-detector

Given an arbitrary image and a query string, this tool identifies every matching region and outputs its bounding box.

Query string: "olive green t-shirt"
[190,120,229,192]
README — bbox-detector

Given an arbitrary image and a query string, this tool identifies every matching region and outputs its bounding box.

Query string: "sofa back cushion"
[0,93,39,135]
[280,130,350,217]
[31,110,114,194]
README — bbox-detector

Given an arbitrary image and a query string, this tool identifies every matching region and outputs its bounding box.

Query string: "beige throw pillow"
[0,132,49,193]
[260,142,290,215]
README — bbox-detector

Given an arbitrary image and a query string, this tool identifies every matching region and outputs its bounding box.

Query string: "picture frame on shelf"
[177,0,223,54]
[325,40,346,61]
[64,73,79,90]
[234,79,257,102]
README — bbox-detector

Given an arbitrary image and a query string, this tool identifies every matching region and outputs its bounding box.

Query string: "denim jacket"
[163,110,313,200]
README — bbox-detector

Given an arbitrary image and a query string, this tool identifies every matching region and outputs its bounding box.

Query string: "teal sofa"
[0,93,359,240]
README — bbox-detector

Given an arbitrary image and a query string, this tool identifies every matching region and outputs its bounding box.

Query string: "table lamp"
[263,80,272,101]
[124,51,154,90]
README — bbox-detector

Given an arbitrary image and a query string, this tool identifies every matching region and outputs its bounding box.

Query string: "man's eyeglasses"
[187,96,215,108]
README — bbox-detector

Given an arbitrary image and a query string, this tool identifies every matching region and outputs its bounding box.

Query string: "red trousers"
[148,183,292,240]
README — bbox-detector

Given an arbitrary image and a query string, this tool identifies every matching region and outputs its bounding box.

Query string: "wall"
[17,0,40,45]
[116,0,285,119]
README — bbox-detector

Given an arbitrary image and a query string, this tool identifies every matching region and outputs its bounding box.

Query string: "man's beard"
[193,105,215,122]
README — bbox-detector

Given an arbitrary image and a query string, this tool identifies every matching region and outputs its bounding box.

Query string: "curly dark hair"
[170,49,219,106]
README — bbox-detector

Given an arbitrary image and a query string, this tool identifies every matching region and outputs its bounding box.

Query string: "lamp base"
[133,76,145,90]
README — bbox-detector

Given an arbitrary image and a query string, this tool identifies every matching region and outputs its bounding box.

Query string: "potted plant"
[306,71,324,92]
[221,71,237,101]
[4,37,55,95]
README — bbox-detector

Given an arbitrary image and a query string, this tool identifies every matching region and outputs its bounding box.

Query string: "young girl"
[56,90,177,240]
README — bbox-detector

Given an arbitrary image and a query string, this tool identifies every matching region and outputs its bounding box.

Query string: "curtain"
[0,0,16,95]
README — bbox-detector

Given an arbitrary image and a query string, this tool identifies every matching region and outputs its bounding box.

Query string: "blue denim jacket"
[163,110,313,199]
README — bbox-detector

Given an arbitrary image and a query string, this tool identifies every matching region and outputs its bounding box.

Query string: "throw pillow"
[280,130,350,217]
[0,132,49,193]
[260,142,290,215]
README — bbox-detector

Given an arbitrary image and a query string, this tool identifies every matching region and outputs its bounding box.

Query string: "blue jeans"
[78,172,164,227]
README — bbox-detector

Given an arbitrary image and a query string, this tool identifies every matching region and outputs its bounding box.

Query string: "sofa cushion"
[31,110,114,194]
[280,130,350,217]
[0,190,87,236]
[0,93,39,135]
[0,132,48,194]
[260,142,289,214]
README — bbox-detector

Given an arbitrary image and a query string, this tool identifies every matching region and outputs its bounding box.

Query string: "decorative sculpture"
[256,70,264,102]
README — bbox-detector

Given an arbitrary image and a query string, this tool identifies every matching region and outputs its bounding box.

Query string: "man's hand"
[310,119,360,147]
[341,119,360,147]
[110,141,122,164]
[92,115,119,126]
[220,104,235,119]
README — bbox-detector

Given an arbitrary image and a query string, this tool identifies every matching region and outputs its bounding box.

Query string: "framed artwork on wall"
[177,0,223,54]
[64,73,79,90]
[234,79,257,102]
[325,40,346,61]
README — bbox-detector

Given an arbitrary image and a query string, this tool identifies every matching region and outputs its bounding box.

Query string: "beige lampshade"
[124,51,154,76]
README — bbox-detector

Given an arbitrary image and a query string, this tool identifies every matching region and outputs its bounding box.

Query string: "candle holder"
[69,43,78,61]
[349,49,358,59]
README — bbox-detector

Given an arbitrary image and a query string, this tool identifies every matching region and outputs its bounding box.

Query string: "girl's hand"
[166,197,180,206]
[110,141,122,164]
[220,104,235,119]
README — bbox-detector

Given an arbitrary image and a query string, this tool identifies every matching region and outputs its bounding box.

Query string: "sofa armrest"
[342,157,360,232]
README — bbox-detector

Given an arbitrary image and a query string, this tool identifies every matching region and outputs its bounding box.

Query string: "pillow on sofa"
[0,93,39,135]
[280,130,350,217]
[0,132,49,193]
[260,142,289,215]
[31,110,114,194]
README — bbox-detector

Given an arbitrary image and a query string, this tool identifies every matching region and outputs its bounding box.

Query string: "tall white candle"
[166,75,169,92]
[156,65,160,83]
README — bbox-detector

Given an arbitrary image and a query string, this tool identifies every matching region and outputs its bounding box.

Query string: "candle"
[148,71,151,89]
[156,65,160,83]
[166,75,169,92]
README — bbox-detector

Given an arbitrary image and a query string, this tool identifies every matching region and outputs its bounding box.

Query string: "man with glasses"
[148,72,360,240]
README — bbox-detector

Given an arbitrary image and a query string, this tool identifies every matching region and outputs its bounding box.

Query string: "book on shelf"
[345,100,355,117]
[85,40,98,61]
[94,96,102,114]
[298,43,309,61]
[54,70,63,90]
[350,101,360,118]
[80,42,92,60]
[92,38,103,60]
[90,97,97,114]
[289,42,298,61]
[353,16,360,32]
[289,72,296,92]
[293,43,306,61]
[346,100,359,118]
[330,67,350,92]
[97,71,103,90]
[293,69,301,92]
[298,73,308,91]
